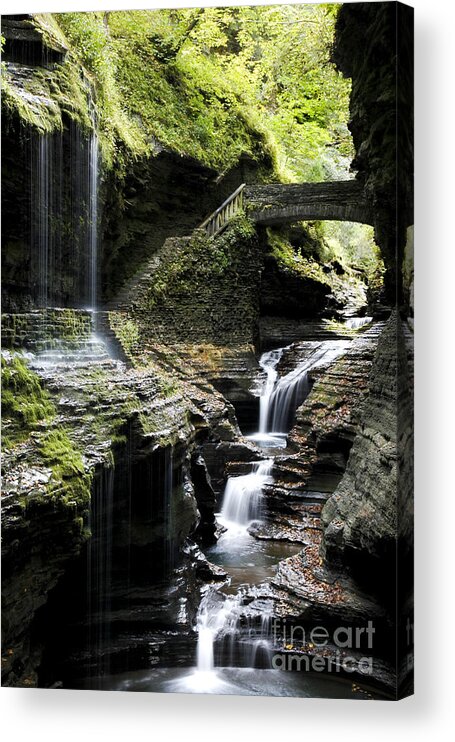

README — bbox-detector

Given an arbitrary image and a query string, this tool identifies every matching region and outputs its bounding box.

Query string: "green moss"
[108,313,140,360]
[143,215,256,310]
[39,429,84,476]
[158,378,181,398]
[1,354,56,446]
[38,428,91,506]
[267,228,331,285]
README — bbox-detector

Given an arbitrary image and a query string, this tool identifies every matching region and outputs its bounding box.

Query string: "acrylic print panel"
[1,2,414,699]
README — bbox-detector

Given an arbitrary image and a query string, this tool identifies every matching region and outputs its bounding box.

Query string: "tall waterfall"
[30,123,99,310]
[87,464,115,679]
[88,131,99,311]
[32,133,63,308]
[36,135,50,308]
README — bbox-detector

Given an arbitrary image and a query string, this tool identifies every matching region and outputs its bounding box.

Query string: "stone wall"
[123,216,263,346]
[1,309,92,351]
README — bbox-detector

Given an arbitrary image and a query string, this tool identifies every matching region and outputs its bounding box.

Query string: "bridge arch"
[244,180,374,227]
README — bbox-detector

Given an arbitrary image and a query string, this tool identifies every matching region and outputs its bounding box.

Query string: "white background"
[1,0,453,739]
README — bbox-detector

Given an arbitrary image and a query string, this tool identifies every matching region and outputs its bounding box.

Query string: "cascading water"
[187,340,352,690]
[87,130,99,312]
[189,586,274,691]
[221,459,274,526]
[258,348,284,434]
[250,342,350,444]
[87,464,115,681]
[30,117,99,311]
[345,316,372,329]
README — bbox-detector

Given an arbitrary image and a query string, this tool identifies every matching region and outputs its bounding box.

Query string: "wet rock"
[321,313,414,592]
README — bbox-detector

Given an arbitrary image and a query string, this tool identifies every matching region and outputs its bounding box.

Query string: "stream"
[77,338,373,697]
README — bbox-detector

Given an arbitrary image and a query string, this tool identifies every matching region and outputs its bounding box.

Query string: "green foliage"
[11,5,351,178]
[1,354,56,446]
[267,220,384,298]
[144,215,256,309]
[268,229,330,284]
[4,6,351,179]
[54,12,145,166]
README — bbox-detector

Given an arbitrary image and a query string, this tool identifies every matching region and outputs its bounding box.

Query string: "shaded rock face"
[1,490,89,687]
[320,313,413,600]
[35,542,216,686]
[190,453,217,544]
[2,15,67,65]
[333,2,414,302]
[259,254,331,320]
[30,450,201,686]
[0,311,240,686]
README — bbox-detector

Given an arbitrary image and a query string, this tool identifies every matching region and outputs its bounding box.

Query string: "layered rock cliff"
[333,2,414,303]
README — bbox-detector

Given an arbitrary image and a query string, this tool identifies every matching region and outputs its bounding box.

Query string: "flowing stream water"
[345,316,372,329]
[174,339,351,693]
[90,337,371,697]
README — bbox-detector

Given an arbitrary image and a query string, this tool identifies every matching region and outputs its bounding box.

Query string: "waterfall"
[188,590,241,689]
[87,464,115,679]
[190,341,350,685]
[268,363,312,434]
[32,133,63,308]
[193,587,274,683]
[30,119,99,311]
[221,459,273,526]
[36,135,50,308]
[345,316,372,329]
[88,131,99,311]
[195,591,223,674]
[252,343,349,441]
[258,348,284,434]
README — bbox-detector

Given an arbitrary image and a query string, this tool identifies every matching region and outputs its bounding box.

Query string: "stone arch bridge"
[201,179,374,237]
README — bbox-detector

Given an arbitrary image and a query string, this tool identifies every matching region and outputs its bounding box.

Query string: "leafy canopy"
[55,4,351,180]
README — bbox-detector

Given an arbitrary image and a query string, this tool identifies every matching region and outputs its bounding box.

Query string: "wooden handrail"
[199,183,245,237]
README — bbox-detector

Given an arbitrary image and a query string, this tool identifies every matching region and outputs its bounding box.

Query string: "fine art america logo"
[270,619,376,675]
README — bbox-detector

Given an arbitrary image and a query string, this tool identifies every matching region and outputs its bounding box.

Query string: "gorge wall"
[333,2,414,304]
